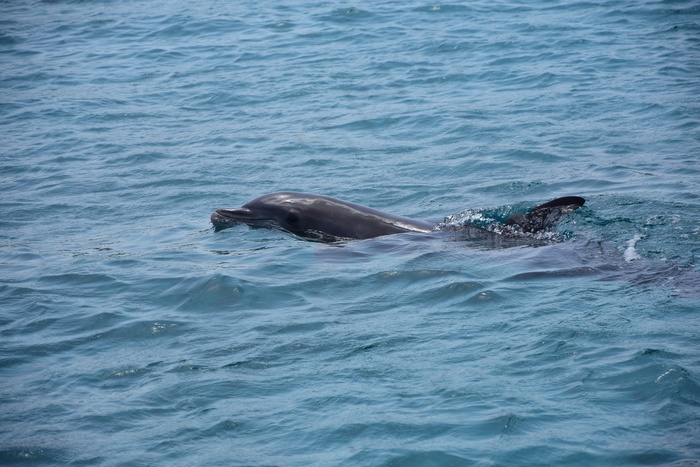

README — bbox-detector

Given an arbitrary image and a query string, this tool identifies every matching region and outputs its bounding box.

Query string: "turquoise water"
[2,0,700,464]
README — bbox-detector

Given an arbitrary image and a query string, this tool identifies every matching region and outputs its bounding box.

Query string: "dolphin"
[211,192,585,243]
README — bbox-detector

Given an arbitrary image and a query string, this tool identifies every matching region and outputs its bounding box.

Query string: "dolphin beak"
[211,207,257,227]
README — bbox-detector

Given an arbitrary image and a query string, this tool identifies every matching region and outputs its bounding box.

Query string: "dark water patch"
[0,32,20,46]
[463,289,504,304]
[7,317,186,359]
[506,266,602,281]
[413,4,474,14]
[268,320,328,335]
[128,177,212,190]
[37,273,129,297]
[132,48,188,62]
[380,450,475,466]
[152,274,308,313]
[503,149,566,163]
[0,446,71,465]
[421,280,485,303]
[221,360,271,371]
[318,7,375,23]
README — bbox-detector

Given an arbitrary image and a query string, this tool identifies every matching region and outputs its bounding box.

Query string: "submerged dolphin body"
[211,192,585,243]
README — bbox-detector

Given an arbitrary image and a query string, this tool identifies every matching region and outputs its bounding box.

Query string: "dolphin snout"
[211,208,254,227]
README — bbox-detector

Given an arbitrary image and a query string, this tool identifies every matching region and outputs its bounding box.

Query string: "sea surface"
[2,0,700,465]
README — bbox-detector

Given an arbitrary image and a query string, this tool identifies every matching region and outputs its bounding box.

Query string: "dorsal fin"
[505,196,585,233]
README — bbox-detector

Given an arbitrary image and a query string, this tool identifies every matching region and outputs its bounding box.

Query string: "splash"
[624,233,644,262]
[435,208,561,242]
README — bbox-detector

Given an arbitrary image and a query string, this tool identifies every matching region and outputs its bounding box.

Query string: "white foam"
[624,233,644,262]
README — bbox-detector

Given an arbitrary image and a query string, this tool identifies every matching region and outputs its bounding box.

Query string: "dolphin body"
[211,192,585,243]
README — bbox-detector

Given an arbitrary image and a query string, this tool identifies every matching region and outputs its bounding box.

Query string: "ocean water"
[2,0,699,464]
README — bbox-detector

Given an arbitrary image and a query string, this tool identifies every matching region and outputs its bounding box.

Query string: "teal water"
[2,0,699,465]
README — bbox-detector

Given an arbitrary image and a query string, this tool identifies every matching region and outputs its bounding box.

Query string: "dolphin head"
[211,193,307,232]
[211,192,351,241]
